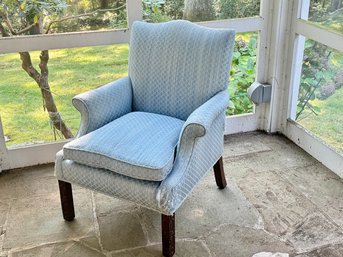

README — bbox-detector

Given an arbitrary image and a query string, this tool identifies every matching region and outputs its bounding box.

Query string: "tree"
[0,0,126,141]
[0,0,74,139]
[219,0,260,19]
[165,0,184,19]
[183,0,214,22]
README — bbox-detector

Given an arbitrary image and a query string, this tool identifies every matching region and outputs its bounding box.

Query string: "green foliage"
[18,0,67,15]
[18,0,67,23]
[309,1,329,22]
[309,0,343,22]
[164,0,184,19]
[143,0,171,23]
[296,38,343,119]
[0,0,65,33]
[0,0,128,33]
[50,0,127,32]
[308,0,343,35]
[227,35,257,115]
[320,9,343,35]
[296,1,343,119]
[297,41,326,119]
[219,0,260,19]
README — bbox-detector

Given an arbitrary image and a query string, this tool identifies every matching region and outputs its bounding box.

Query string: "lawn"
[314,9,343,36]
[298,87,343,154]
[297,10,343,154]
[0,44,129,146]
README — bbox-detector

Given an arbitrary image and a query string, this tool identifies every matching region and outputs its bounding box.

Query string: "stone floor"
[0,132,342,257]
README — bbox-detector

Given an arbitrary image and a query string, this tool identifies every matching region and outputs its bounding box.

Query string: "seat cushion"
[63,112,184,181]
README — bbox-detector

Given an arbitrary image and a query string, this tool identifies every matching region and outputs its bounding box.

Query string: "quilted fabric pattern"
[129,20,235,120]
[56,158,161,211]
[158,114,225,214]
[55,109,225,215]
[72,76,132,137]
[63,112,184,181]
[178,90,229,144]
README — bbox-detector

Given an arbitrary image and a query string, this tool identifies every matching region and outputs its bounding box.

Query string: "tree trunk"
[0,7,74,141]
[19,51,73,139]
[20,17,74,139]
[183,0,215,22]
[0,22,9,37]
[29,20,43,35]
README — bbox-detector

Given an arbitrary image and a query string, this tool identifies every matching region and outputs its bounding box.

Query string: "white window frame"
[281,0,343,178]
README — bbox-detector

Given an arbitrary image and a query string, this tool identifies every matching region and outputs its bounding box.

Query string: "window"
[303,0,343,36]
[0,45,128,147]
[294,39,343,154]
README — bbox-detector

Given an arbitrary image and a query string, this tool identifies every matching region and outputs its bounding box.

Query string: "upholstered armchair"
[55,20,235,257]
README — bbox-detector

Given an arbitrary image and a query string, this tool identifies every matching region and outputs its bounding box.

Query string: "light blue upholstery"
[129,21,235,120]
[72,77,132,137]
[55,151,161,211]
[55,20,235,215]
[63,112,184,181]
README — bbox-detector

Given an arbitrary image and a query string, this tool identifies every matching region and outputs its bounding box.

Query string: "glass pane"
[305,0,343,36]
[0,44,128,147]
[227,32,258,115]
[295,39,343,154]
[143,0,260,23]
[0,0,127,38]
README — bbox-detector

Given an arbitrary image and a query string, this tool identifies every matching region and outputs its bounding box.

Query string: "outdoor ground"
[0,132,342,257]
[298,87,343,154]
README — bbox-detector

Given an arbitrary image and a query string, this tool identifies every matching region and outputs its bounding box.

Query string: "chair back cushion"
[129,20,235,120]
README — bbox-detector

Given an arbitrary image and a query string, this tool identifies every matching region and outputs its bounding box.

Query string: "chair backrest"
[128,20,235,120]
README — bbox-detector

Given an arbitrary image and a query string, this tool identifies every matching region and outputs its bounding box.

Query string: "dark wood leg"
[213,157,227,189]
[58,180,75,221]
[162,213,175,257]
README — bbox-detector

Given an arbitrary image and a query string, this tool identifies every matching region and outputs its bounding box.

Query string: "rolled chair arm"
[72,76,132,137]
[157,90,229,214]
[178,90,229,145]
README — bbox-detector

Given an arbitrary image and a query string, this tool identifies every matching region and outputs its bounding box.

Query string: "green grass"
[298,87,343,154]
[302,9,343,153]
[0,44,129,146]
[315,9,343,35]
[293,7,343,153]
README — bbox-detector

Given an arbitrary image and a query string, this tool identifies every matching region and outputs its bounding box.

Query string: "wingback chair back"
[129,21,235,120]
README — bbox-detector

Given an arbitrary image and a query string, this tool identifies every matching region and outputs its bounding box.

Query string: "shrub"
[227,35,257,115]
[319,83,336,99]
[219,0,260,19]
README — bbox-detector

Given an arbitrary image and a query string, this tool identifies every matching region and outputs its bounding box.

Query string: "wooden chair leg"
[213,157,227,189]
[162,213,175,257]
[58,180,75,221]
